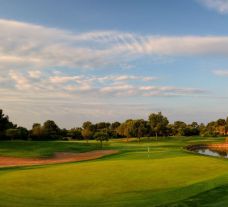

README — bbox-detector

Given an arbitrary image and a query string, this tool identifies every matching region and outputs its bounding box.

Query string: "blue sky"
[1,0,228,128]
[1,0,228,35]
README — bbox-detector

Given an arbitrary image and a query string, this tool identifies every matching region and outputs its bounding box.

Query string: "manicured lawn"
[0,141,99,158]
[0,136,228,206]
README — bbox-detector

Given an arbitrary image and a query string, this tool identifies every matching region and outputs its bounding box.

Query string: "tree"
[17,127,29,140]
[116,119,149,142]
[5,129,20,140]
[42,120,60,140]
[31,123,43,140]
[60,128,68,137]
[127,119,149,142]
[216,119,226,135]
[95,122,111,131]
[0,109,15,139]
[135,120,149,142]
[5,127,29,140]
[68,128,83,140]
[225,117,228,135]
[116,120,134,142]
[109,122,121,138]
[148,112,169,140]
[82,121,95,142]
[82,121,93,129]
[82,128,93,142]
[124,120,135,141]
[204,121,218,137]
[111,122,121,131]
[94,132,109,149]
[170,121,187,136]
[116,122,125,138]
[31,121,61,141]
[188,122,200,136]
[169,121,200,137]
[199,123,206,136]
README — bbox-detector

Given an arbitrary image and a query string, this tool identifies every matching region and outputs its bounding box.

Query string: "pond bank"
[186,143,228,159]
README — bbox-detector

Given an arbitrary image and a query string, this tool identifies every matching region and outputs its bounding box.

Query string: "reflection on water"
[195,148,228,158]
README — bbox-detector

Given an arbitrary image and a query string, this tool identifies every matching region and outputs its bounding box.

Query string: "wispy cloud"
[1,19,228,73]
[28,70,42,79]
[213,69,228,76]
[198,0,228,14]
[139,86,207,97]
[0,19,212,100]
[4,69,207,98]
[0,19,219,127]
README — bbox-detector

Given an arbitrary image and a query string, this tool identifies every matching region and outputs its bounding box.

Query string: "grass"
[0,136,228,206]
[0,141,99,157]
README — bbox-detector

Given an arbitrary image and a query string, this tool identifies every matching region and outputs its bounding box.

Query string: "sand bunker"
[0,150,118,167]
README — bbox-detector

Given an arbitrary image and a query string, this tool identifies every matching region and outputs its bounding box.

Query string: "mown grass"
[0,136,227,206]
[0,141,99,157]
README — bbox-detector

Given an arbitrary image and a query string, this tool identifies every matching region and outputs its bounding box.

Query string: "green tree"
[60,128,68,137]
[42,120,60,140]
[148,112,169,140]
[134,120,149,142]
[94,131,109,149]
[170,121,187,136]
[31,123,43,140]
[204,121,218,137]
[82,128,93,142]
[68,128,83,140]
[82,121,95,142]
[216,119,226,135]
[111,122,121,131]
[95,122,111,131]
[199,123,206,136]
[5,128,20,140]
[109,122,121,138]
[126,119,149,142]
[117,120,134,142]
[82,121,93,129]
[17,127,29,140]
[0,109,15,139]
[116,119,149,142]
[225,117,228,135]
[188,122,200,136]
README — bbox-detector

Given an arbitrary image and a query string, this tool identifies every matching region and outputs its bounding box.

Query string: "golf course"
[0,137,228,207]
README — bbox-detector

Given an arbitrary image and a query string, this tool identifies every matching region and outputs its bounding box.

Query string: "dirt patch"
[0,150,118,167]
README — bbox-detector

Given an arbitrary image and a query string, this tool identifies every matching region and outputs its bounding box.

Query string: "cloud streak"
[198,0,228,14]
[0,19,213,100]
[2,70,207,99]
[0,19,219,127]
[213,69,228,76]
[1,19,228,72]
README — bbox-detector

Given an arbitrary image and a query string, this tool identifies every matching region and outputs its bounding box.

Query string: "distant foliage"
[0,109,228,141]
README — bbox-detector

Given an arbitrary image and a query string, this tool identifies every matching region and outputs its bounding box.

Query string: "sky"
[1,0,228,128]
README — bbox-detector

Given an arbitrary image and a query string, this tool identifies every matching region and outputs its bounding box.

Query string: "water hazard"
[187,144,228,158]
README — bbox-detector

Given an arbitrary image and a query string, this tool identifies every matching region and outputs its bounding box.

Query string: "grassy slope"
[0,137,228,206]
[0,141,99,157]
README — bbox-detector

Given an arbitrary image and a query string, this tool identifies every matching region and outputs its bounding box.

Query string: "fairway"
[0,137,227,206]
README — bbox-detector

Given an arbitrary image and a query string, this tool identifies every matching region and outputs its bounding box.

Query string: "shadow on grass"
[158,184,228,207]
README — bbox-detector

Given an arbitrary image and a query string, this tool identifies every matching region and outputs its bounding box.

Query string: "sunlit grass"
[0,136,227,206]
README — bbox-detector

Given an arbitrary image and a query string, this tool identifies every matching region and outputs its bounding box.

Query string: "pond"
[186,144,228,159]
[195,148,228,158]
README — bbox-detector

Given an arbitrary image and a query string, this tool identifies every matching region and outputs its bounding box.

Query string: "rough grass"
[0,136,227,206]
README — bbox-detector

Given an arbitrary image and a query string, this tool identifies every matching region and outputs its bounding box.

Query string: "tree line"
[1,109,228,144]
